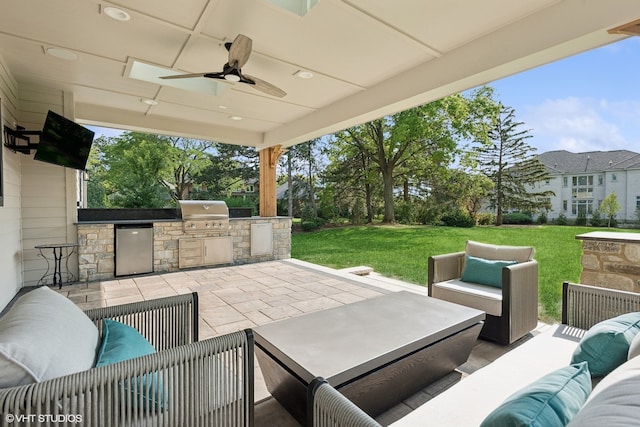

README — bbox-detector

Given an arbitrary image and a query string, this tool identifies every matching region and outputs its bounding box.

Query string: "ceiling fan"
[160,34,287,98]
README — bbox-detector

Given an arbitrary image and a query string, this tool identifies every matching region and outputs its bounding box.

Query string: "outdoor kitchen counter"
[76,216,292,282]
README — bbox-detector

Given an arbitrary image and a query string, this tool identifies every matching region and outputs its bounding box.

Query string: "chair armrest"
[84,292,199,350]
[0,329,254,427]
[308,377,381,427]
[503,260,538,311]
[428,252,465,295]
[562,282,640,330]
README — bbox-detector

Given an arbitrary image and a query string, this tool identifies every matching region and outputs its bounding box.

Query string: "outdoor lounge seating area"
[3,257,640,426]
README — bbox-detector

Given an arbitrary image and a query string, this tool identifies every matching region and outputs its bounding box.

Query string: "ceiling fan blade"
[159,73,210,80]
[228,34,252,69]
[243,74,287,98]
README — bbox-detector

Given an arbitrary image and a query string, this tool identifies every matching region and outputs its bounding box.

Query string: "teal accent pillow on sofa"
[461,255,517,288]
[571,312,640,377]
[96,319,156,366]
[95,319,166,409]
[480,362,591,427]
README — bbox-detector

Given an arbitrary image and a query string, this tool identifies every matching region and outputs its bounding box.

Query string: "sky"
[487,36,640,155]
[90,37,640,155]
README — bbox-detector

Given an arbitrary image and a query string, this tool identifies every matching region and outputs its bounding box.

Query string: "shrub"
[590,210,603,227]
[301,217,325,231]
[395,201,416,224]
[555,212,568,226]
[536,212,548,225]
[502,212,533,225]
[476,213,496,226]
[441,210,475,228]
[575,210,587,226]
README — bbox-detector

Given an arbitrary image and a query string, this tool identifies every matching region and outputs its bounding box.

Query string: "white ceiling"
[1,0,638,148]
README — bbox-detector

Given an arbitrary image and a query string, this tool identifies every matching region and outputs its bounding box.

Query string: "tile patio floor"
[57,258,541,426]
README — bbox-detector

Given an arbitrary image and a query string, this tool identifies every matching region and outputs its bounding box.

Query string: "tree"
[600,192,622,227]
[473,104,554,225]
[93,132,170,207]
[88,132,220,207]
[329,87,500,223]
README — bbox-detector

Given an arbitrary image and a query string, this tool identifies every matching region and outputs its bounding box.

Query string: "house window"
[636,196,640,210]
[563,200,567,211]
[572,200,593,215]
[598,175,603,186]
[563,177,568,187]
[571,175,594,216]
[612,174,617,182]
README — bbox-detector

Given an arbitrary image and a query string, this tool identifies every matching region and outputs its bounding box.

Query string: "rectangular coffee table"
[253,291,485,423]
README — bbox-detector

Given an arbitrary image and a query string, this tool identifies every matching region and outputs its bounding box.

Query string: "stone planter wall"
[77,217,291,282]
[577,231,640,292]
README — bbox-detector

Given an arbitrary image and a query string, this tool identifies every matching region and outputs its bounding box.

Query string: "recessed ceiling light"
[45,47,77,61]
[229,116,243,121]
[103,6,131,21]
[296,70,314,79]
[141,99,158,106]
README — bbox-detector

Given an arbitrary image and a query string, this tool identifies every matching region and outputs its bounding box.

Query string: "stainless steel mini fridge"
[115,224,153,276]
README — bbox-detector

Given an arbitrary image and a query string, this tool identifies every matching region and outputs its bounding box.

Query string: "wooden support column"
[259,145,285,217]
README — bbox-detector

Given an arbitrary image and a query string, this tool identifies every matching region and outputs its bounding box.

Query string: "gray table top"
[253,291,485,385]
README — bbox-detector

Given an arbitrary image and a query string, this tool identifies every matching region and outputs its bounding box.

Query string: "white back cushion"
[466,240,535,263]
[0,286,99,388]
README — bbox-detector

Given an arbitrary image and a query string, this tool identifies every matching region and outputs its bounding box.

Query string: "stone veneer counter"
[576,231,640,292]
[77,217,291,282]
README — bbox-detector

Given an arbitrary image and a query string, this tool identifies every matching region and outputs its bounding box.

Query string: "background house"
[536,150,640,221]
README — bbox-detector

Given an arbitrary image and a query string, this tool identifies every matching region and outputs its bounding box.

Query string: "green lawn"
[291,225,639,322]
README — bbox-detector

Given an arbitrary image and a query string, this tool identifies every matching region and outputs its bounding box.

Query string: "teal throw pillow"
[96,319,156,367]
[571,312,640,377]
[461,255,517,288]
[480,362,592,427]
[95,319,166,410]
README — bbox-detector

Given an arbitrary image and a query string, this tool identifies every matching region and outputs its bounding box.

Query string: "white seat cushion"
[432,279,502,316]
[0,286,99,388]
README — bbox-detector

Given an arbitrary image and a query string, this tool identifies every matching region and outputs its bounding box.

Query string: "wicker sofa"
[0,287,254,427]
[309,282,640,427]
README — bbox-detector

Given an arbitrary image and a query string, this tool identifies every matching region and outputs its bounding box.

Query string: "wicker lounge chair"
[0,292,254,427]
[428,240,538,344]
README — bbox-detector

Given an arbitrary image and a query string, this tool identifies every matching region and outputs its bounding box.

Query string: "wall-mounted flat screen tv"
[34,110,95,171]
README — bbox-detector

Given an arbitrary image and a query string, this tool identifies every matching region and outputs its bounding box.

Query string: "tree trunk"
[403,180,409,202]
[365,183,374,223]
[382,166,395,223]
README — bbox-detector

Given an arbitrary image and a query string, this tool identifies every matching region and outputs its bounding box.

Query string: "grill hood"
[178,200,229,220]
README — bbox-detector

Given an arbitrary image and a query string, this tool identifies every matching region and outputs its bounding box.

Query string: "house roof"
[1,1,639,149]
[539,150,640,173]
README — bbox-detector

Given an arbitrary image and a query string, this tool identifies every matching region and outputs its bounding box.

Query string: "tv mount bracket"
[3,125,41,154]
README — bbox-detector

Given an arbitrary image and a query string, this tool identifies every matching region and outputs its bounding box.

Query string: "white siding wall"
[19,85,79,287]
[624,170,640,221]
[604,171,628,221]
[0,56,24,309]
[544,169,640,222]
[0,54,80,309]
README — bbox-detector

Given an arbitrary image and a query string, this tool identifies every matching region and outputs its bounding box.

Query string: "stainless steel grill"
[178,200,229,234]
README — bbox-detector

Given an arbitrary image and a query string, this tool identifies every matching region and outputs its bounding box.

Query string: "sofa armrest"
[427,252,465,295]
[84,292,199,351]
[0,329,254,427]
[308,377,381,427]
[562,282,640,330]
